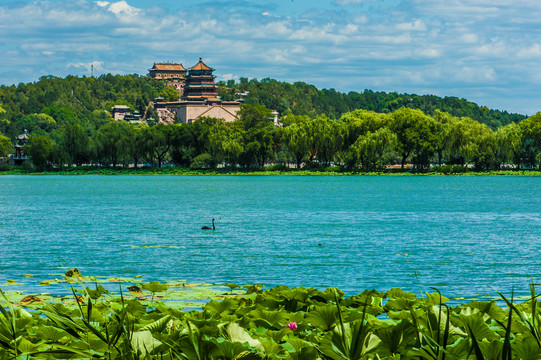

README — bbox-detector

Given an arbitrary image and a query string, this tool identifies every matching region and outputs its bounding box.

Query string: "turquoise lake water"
[0,175,539,299]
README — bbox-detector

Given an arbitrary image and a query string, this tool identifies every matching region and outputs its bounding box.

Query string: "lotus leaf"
[247,309,289,329]
[142,281,168,303]
[205,297,239,317]
[460,312,499,342]
[225,282,241,292]
[373,319,416,356]
[426,291,450,305]
[512,337,541,360]
[305,304,338,332]
[318,321,378,360]
[224,322,265,357]
[211,336,259,359]
[131,330,163,357]
[386,288,418,300]
[260,339,289,359]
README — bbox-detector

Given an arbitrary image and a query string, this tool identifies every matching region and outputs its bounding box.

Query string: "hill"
[0,74,164,138]
[0,74,527,140]
[218,78,526,129]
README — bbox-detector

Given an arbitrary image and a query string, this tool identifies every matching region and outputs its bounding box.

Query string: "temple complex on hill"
[151,58,241,124]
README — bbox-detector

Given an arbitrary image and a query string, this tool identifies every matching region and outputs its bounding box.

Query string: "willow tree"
[238,104,276,167]
[339,109,388,149]
[125,122,149,168]
[520,113,541,168]
[496,122,523,168]
[458,118,494,169]
[26,134,53,170]
[309,115,342,165]
[94,120,131,167]
[389,107,438,169]
[143,124,174,168]
[351,128,396,171]
[282,114,311,168]
[59,123,91,166]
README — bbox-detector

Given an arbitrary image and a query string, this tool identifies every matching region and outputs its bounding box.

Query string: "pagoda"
[182,58,220,103]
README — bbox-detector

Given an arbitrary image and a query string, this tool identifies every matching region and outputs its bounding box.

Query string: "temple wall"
[172,104,240,123]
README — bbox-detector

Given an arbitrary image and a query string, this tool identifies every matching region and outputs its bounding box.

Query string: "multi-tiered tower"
[182,58,220,103]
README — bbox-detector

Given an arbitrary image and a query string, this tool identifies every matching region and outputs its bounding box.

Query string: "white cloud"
[217,73,239,81]
[107,1,140,16]
[1,0,541,114]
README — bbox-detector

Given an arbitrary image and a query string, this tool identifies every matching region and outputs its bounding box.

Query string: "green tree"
[160,86,180,102]
[351,128,397,171]
[0,132,11,158]
[238,104,276,167]
[125,123,149,168]
[520,113,541,168]
[432,110,460,165]
[25,135,53,170]
[170,124,196,167]
[309,115,341,165]
[19,113,57,134]
[222,122,245,166]
[143,124,174,168]
[458,119,494,169]
[207,119,229,167]
[339,109,388,149]
[94,120,130,167]
[282,114,311,168]
[59,124,90,166]
[389,107,438,169]
[496,123,523,168]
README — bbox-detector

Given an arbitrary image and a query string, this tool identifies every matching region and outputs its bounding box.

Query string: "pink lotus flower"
[287,322,298,330]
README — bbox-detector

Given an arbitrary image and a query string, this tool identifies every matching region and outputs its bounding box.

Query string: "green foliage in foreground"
[1,283,540,359]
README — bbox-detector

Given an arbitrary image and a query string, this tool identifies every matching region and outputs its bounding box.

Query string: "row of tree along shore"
[1,104,541,173]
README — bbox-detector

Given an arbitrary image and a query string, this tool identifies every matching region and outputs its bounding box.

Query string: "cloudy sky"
[1,0,540,115]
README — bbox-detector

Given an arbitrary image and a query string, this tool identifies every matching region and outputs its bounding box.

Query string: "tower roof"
[189,58,213,71]
[149,63,186,71]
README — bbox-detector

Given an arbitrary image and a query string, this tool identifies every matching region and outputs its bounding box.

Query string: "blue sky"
[1,0,541,115]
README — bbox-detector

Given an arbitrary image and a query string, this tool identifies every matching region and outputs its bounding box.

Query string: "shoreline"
[1,167,541,176]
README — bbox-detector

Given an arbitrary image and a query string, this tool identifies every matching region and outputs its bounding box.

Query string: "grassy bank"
[1,165,541,176]
[1,273,539,359]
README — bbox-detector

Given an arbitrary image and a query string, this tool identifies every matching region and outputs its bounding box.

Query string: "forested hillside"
[0,74,165,138]
[0,73,526,141]
[2,73,540,173]
[218,78,526,129]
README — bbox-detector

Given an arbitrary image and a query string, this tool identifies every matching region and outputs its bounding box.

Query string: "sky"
[1,0,541,115]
